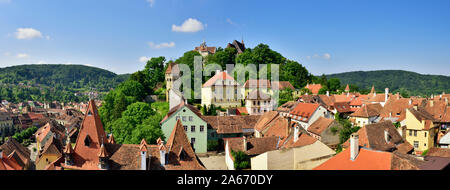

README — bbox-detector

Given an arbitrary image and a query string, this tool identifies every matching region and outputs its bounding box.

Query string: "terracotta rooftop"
[0,138,30,168]
[350,103,383,118]
[289,103,320,122]
[276,101,299,113]
[201,115,261,134]
[225,136,279,156]
[307,117,336,136]
[305,84,322,94]
[202,71,237,88]
[314,148,423,170]
[342,121,413,154]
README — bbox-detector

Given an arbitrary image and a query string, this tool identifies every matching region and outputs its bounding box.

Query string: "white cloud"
[16,53,30,59]
[139,56,150,63]
[306,53,331,60]
[148,41,175,49]
[146,0,155,7]
[15,28,44,40]
[172,18,205,33]
[226,18,234,25]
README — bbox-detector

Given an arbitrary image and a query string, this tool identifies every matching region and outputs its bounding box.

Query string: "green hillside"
[326,70,450,96]
[0,64,130,103]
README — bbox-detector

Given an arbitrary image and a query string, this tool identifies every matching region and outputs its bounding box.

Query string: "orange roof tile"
[289,103,320,122]
[202,71,236,87]
[314,148,392,170]
[305,84,322,94]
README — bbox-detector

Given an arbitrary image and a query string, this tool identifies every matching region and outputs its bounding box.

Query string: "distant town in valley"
[0,40,449,171]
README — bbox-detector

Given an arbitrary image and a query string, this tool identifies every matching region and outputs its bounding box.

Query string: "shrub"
[207,140,219,151]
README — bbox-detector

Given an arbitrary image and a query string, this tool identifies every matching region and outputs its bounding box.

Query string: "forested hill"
[0,64,130,103]
[0,64,129,91]
[326,70,450,96]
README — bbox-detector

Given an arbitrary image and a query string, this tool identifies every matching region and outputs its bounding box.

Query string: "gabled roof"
[254,111,280,132]
[333,102,352,113]
[314,148,423,170]
[280,132,317,149]
[225,136,279,156]
[289,103,320,122]
[307,117,336,136]
[350,103,383,118]
[342,121,413,153]
[202,71,237,88]
[305,84,322,94]
[276,101,299,113]
[272,81,295,91]
[165,120,205,170]
[0,151,22,170]
[201,115,261,134]
[407,108,437,130]
[0,138,30,168]
[160,101,203,124]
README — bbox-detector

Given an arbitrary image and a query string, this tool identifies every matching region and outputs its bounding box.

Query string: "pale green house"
[160,102,208,153]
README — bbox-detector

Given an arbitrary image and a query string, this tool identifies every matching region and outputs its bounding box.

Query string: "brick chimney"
[350,133,359,161]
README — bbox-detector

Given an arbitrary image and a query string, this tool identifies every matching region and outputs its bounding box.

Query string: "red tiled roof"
[314,148,393,170]
[202,71,236,87]
[289,103,320,122]
[305,84,322,94]
[72,100,108,170]
[350,103,383,118]
[307,117,335,136]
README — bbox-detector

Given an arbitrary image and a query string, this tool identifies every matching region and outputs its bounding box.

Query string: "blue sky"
[0,0,449,76]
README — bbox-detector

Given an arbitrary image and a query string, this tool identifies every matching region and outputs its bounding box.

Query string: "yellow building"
[405,108,439,154]
[35,136,63,170]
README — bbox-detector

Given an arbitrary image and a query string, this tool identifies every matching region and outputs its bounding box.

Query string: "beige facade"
[251,141,335,170]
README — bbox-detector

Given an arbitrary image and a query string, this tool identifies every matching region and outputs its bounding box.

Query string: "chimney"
[389,112,392,117]
[430,100,434,107]
[446,98,448,106]
[294,126,300,142]
[326,91,330,97]
[347,92,349,97]
[160,148,166,166]
[409,99,412,105]
[141,150,147,170]
[384,129,390,143]
[385,88,389,102]
[286,117,292,137]
[350,133,359,161]
[243,136,247,152]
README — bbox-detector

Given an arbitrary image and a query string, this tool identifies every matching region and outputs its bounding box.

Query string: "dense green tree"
[280,60,312,89]
[327,78,341,92]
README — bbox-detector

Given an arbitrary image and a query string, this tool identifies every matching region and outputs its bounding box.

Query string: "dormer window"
[87,110,92,116]
[84,135,91,147]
